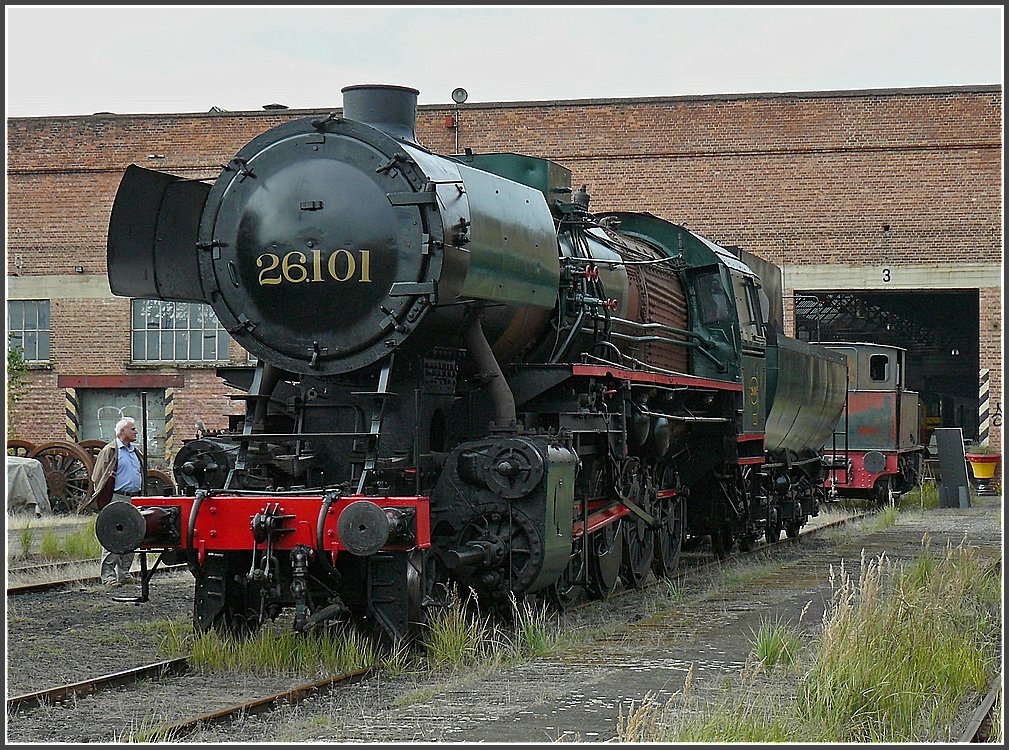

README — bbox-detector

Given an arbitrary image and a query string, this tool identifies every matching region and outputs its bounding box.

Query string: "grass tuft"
[899,480,940,510]
[175,623,381,675]
[871,504,899,530]
[799,540,1000,741]
[748,615,802,669]
[420,589,491,669]
[17,523,37,560]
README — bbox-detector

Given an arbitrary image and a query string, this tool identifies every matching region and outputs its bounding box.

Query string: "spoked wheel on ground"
[453,507,541,610]
[407,549,452,635]
[7,439,36,458]
[77,439,107,464]
[145,469,176,496]
[28,440,95,515]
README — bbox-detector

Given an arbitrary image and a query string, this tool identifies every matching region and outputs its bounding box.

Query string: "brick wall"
[7,86,1002,459]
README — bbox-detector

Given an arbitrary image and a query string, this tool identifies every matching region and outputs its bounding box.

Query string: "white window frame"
[7,299,51,362]
[131,300,230,363]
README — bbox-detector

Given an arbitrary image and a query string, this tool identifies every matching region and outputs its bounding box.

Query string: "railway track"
[959,676,1003,743]
[6,656,376,741]
[159,666,376,739]
[6,657,190,712]
[6,559,189,596]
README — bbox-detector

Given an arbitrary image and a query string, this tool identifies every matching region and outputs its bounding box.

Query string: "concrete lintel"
[7,274,114,299]
[782,263,1001,291]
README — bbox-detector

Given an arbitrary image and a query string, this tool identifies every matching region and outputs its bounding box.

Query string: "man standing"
[91,416,144,586]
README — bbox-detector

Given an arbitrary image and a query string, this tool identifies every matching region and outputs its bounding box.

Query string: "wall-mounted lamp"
[74,265,85,274]
[951,347,960,356]
[450,87,468,153]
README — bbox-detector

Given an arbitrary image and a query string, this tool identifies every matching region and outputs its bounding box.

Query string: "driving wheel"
[618,459,654,588]
[586,519,623,600]
[652,497,686,578]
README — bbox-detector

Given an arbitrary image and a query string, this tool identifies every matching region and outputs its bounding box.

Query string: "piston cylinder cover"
[96,502,179,553]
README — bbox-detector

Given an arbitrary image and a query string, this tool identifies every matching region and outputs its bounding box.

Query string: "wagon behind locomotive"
[820,342,924,503]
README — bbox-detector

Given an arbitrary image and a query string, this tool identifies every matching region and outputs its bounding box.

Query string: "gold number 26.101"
[257,249,372,285]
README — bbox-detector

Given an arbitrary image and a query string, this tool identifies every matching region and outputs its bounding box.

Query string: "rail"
[958,675,1002,743]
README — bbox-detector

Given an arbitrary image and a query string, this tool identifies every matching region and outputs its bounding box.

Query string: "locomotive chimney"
[341,84,420,144]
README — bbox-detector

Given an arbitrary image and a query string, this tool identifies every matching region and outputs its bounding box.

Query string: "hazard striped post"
[978,369,990,447]
[64,388,80,442]
[164,387,175,466]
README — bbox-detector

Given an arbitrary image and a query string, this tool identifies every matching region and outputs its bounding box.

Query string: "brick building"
[6,84,1002,483]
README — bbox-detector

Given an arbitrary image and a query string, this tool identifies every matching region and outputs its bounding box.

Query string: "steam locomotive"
[97,84,848,643]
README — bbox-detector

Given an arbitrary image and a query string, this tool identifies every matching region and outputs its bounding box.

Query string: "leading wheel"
[28,440,95,515]
[407,549,451,635]
[454,508,541,609]
[546,537,586,610]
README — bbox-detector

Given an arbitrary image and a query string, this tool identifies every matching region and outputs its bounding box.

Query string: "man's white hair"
[115,416,136,435]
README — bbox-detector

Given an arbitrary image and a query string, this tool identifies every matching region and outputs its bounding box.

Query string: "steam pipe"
[464,313,517,429]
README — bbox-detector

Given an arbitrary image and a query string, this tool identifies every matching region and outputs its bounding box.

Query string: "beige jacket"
[91,441,119,497]
[85,440,145,512]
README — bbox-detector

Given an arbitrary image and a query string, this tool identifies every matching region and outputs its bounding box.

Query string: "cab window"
[696,270,731,324]
[869,354,889,382]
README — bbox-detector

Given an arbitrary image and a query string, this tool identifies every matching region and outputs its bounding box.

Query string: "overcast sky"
[4,5,1004,118]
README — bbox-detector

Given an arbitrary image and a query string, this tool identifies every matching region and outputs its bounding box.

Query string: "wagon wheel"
[7,439,36,458]
[145,469,176,496]
[874,475,895,507]
[77,439,108,463]
[28,440,95,515]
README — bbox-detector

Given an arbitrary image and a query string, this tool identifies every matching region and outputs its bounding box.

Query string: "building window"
[132,300,229,362]
[8,299,51,362]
